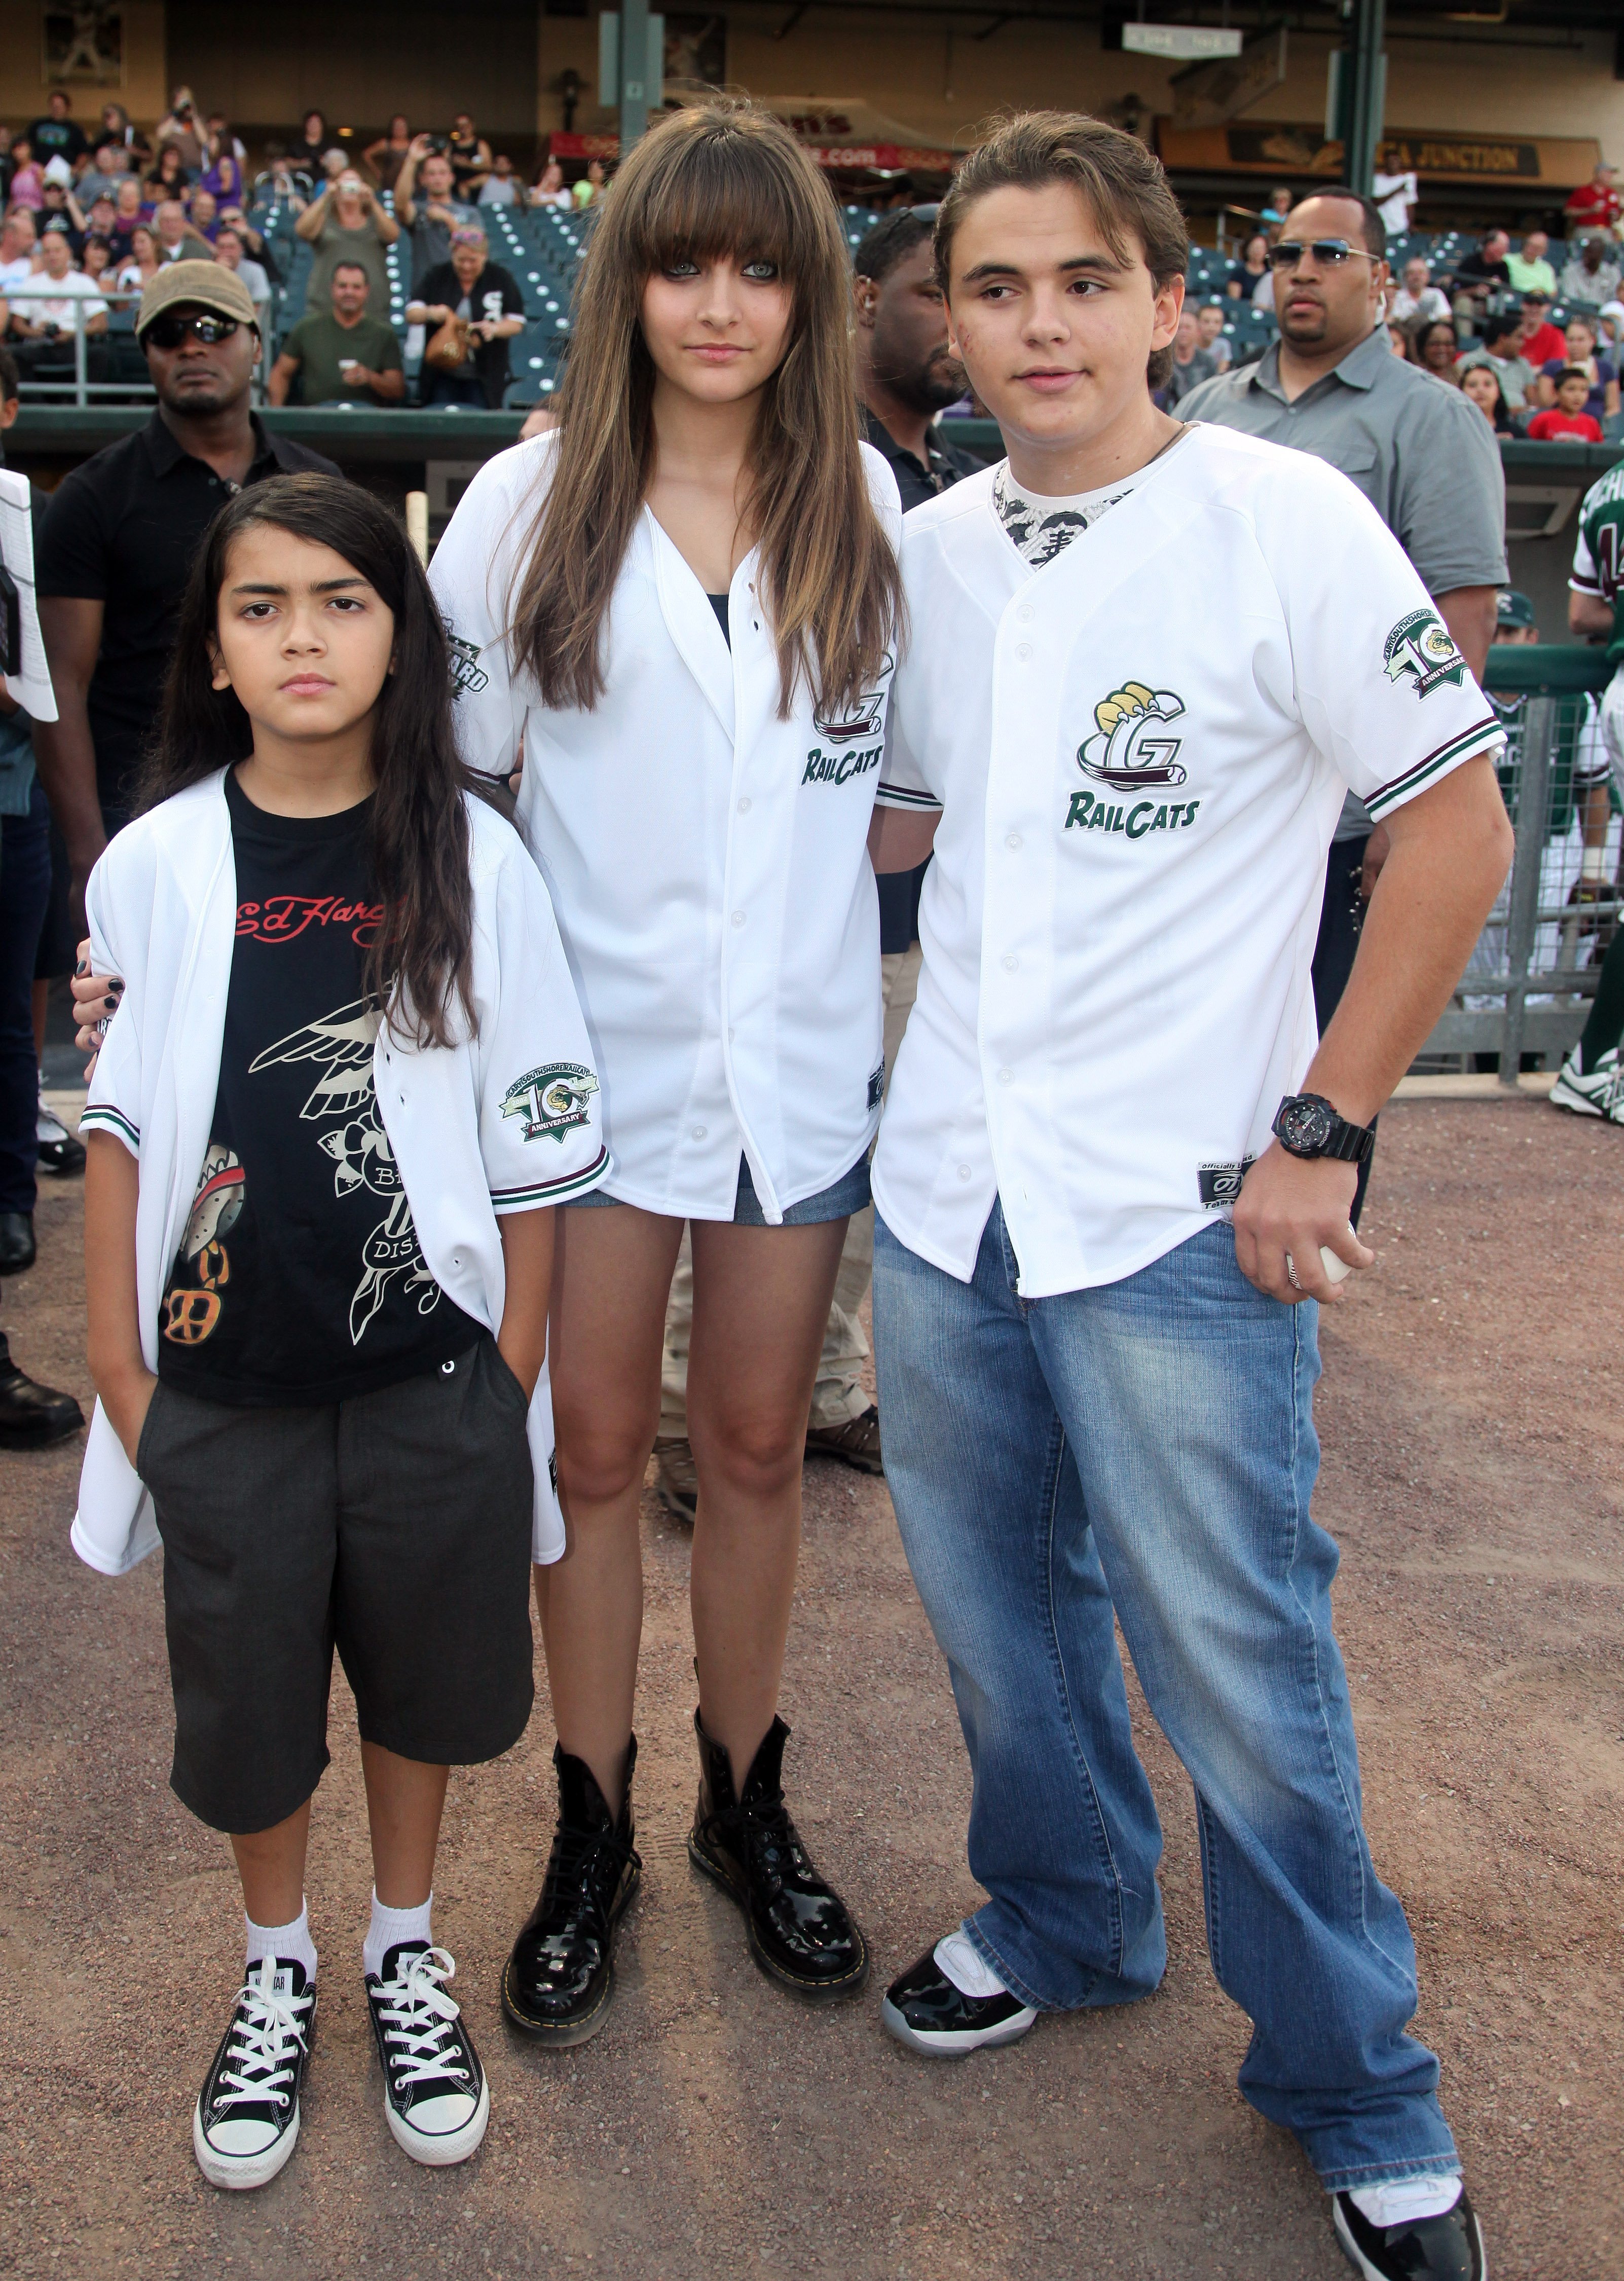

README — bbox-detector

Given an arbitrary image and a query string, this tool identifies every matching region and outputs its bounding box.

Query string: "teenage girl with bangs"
[74,474,606,2187]
[429,101,904,2040]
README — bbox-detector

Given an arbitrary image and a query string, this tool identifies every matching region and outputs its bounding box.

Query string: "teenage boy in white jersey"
[866,114,1511,2281]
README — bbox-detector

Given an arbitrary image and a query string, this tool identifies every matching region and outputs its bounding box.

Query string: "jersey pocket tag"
[867,1062,885,1111]
[1198,1158,1254,1211]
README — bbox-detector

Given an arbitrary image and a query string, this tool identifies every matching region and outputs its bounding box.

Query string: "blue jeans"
[872,1201,1458,2191]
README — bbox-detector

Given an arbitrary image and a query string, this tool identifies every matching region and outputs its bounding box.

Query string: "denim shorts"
[573,1152,870,1225]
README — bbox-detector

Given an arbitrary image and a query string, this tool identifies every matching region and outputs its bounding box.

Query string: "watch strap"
[1273,1093,1376,1164]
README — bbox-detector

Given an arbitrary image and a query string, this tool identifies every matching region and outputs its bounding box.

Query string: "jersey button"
[737,796,751,813]
[1002,954,1018,971]
[957,1164,973,1181]
[1005,833,1022,851]
[731,910,746,928]
[691,1125,707,1142]
[1016,604,1033,622]
[1015,643,1032,661]
[998,1067,1014,1084]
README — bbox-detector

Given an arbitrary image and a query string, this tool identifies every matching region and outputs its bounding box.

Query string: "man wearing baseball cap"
[31,263,339,926]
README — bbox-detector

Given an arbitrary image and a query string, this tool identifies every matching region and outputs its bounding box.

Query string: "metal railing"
[1423,645,1619,1080]
[7,283,155,403]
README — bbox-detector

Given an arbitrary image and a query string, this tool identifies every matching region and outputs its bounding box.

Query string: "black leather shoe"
[880,1945,1037,2058]
[0,1212,36,1275]
[501,1738,641,2046]
[1332,2187,1485,2281]
[0,1335,84,1449]
[688,1711,868,2001]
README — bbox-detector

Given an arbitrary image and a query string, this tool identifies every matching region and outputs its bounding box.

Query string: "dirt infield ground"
[1,1096,1619,2281]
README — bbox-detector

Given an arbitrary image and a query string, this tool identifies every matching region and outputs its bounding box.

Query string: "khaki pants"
[660,943,922,1439]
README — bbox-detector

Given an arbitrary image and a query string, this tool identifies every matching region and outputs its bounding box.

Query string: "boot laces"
[543,1817,636,1926]
[373,1946,470,2090]
[706,1791,813,1900]
[212,1958,312,2113]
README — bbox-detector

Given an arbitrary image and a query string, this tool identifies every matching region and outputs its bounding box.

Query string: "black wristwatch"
[1271,1093,1375,1164]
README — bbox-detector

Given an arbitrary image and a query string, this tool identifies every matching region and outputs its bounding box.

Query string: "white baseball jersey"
[430,433,903,1222]
[75,777,606,1576]
[872,424,1503,1299]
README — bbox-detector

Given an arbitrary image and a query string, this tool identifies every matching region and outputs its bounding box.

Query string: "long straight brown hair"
[510,101,902,719]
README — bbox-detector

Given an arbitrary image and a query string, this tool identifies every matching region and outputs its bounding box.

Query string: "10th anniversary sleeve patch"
[501,1063,600,1143]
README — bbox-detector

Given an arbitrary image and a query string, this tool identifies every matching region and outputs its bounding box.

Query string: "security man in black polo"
[32,262,339,929]
[851,206,978,964]
[853,205,979,514]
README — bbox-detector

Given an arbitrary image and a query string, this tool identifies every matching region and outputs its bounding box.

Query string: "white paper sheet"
[0,467,58,721]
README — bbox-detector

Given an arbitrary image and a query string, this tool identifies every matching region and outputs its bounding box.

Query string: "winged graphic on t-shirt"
[249,995,440,1347]
[249,998,379,1119]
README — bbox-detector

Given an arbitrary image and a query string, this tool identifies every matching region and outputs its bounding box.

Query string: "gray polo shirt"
[1177,325,1506,837]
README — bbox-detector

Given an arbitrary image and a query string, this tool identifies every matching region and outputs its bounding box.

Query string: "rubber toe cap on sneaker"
[200,2114,285,2158]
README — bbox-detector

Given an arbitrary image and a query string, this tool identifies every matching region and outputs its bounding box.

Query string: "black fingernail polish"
[104,994,118,1010]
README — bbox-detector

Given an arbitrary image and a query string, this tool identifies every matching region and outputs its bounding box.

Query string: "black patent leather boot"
[501,1737,642,2046]
[688,1711,868,2002]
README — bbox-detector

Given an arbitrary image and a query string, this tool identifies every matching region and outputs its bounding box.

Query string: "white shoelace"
[373,1946,471,2089]
[212,1959,312,2113]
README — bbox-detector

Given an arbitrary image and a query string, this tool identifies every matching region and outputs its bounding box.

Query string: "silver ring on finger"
[1285,1254,1302,1292]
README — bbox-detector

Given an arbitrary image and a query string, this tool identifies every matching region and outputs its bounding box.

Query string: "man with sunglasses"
[31,264,337,929]
[1178,189,1504,1217]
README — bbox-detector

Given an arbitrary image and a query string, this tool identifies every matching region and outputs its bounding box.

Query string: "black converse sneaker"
[1332,2184,1485,2279]
[365,1942,489,2166]
[880,1938,1037,2058]
[192,1956,315,2190]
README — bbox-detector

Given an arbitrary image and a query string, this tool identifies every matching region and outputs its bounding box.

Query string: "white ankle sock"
[1345,2172,1462,2228]
[934,1926,1010,2001]
[244,1901,317,1981]
[364,1889,433,1981]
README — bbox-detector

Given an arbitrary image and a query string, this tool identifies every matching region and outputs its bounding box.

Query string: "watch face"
[1279,1097,1333,1153]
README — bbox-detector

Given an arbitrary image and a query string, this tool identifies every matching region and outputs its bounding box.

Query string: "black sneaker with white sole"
[365,1942,489,2166]
[193,1956,315,2191]
[880,1946,1037,2058]
[36,1096,86,1176]
[1332,2186,1485,2281]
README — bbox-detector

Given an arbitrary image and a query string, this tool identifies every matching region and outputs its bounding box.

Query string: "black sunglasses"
[142,312,242,349]
[1270,238,1380,270]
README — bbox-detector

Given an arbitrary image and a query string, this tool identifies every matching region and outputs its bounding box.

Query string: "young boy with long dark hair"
[76,474,606,2187]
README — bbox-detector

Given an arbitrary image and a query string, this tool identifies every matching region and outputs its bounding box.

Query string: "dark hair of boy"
[932,111,1189,389]
[139,473,477,1047]
[1558,364,1592,388]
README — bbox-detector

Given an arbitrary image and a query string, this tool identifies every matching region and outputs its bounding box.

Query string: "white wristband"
[1583,847,1609,884]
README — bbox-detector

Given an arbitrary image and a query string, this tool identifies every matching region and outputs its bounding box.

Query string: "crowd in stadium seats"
[1,85,1621,430]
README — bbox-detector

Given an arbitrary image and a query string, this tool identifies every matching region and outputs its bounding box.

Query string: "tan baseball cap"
[135,260,257,342]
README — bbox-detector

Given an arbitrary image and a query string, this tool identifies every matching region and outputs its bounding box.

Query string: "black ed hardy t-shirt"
[158,772,484,1405]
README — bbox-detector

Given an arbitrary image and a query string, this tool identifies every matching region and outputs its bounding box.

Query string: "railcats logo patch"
[502,1063,600,1144]
[1077,683,1188,791]
[448,634,489,700]
[813,651,895,745]
[1383,611,1467,699]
